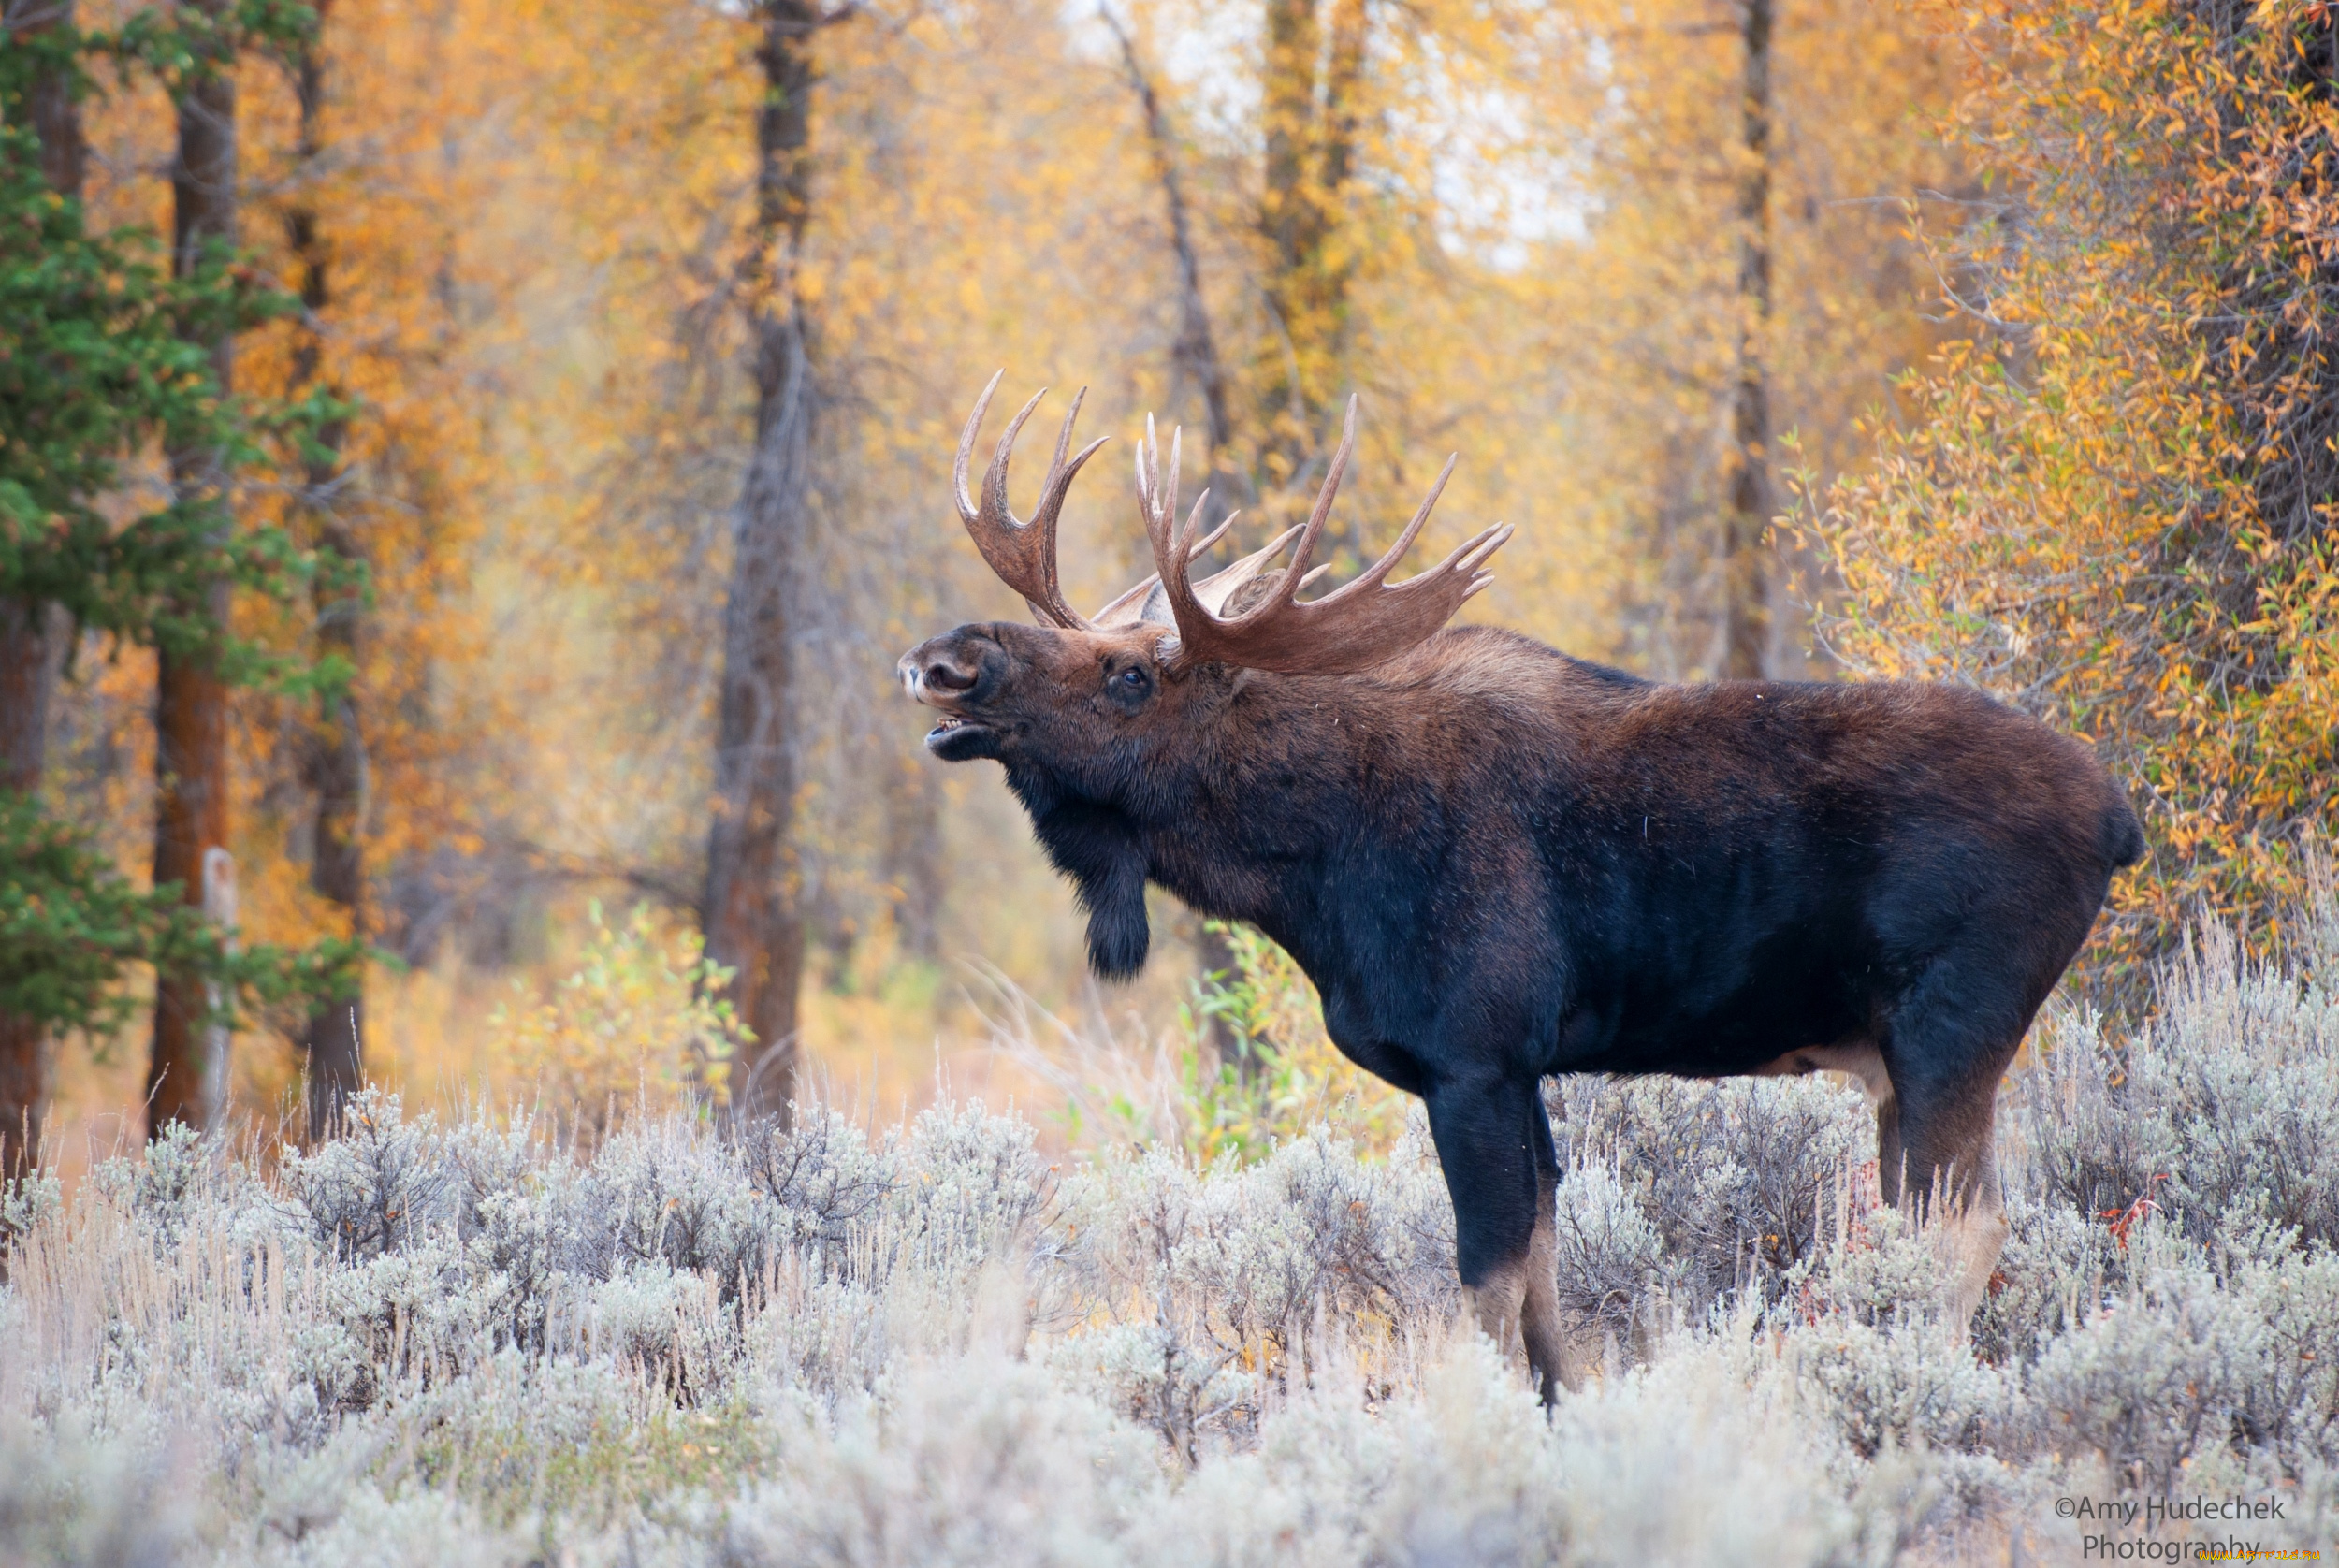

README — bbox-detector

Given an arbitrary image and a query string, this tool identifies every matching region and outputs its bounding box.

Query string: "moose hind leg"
[1885,1082,2013,1328]
[1893,1099,2010,1328]
[1881,963,2026,1329]
[1939,1135,2010,1328]
[1520,1097,1577,1400]
[1425,1071,1577,1404]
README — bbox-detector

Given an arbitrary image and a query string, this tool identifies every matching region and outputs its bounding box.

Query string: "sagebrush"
[5,908,2338,1565]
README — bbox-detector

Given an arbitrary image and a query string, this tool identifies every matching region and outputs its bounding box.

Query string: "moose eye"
[1119,668,1146,688]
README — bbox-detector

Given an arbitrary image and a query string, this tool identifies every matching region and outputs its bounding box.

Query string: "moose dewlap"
[899,373,2143,1402]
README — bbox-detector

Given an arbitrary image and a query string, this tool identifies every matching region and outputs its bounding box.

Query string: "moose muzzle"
[898,631,1001,761]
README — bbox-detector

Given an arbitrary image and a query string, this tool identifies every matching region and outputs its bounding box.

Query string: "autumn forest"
[3,0,2335,1167]
[9,1,2339,1560]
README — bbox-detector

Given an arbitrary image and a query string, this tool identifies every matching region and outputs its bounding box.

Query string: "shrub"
[1551,1070,1870,1315]
[485,902,748,1140]
[1178,921,1412,1165]
[3,907,2337,1561]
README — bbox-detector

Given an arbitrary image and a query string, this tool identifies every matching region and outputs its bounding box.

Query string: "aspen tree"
[283,0,363,1137]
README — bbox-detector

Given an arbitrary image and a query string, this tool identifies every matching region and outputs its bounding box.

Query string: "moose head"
[900,372,1510,793]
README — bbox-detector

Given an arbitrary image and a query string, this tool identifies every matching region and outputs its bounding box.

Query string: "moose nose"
[921,655,978,692]
[899,642,981,697]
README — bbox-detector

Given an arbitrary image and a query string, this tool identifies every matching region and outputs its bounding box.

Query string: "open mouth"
[923,714,994,756]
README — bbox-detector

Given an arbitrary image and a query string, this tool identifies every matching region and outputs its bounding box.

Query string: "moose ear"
[1033,803,1151,981]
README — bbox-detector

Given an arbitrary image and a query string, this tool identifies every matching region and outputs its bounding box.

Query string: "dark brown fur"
[902,617,2142,1399]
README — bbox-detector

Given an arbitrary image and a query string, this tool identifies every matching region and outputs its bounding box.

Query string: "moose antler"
[1135,397,1512,675]
[1091,420,1274,629]
[954,371,1111,629]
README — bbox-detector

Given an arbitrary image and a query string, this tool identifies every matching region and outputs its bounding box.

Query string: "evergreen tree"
[0,7,359,1171]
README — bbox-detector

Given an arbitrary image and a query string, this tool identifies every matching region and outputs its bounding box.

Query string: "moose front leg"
[1423,1070,1578,1404]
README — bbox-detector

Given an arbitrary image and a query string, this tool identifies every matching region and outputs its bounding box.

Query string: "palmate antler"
[1135,397,1512,675]
[953,370,1111,630]
[952,373,1509,671]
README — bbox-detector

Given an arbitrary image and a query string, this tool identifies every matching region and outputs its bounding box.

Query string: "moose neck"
[1003,669,1394,981]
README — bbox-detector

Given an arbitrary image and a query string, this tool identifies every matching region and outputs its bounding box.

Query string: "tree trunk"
[1257,0,1324,491]
[1255,0,1365,546]
[879,756,942,962]
[1104,8,1242,515]
[18,0,84,195]
[149,0,239,1136]
[1722,0,1775,682]
[1320,0,1365,201]
[0,600,62,1176]
[287,7,364,1140]
[2,0,82,1177]
[705,0,821,1123]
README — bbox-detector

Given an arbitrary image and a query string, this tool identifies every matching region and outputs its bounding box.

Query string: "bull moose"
[899,374,2143,1401]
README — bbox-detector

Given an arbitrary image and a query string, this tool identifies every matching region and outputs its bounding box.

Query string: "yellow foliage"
[1178,922,1409,1164]
[485,903,748,1140]
[45,0,2308,1136]
[1813,0,2339,972]
[1530,0,1963,675]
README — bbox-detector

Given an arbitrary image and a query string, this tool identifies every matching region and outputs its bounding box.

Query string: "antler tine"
[1134,414,1158,525]
[1139,422,1184,574]
[979,386,1049,542]
[1027,388,1111,551]
[1342,451,1458,595]
[1048,385,1083,475]
[953,375,1106,630]
[1137,415,1184,537]
[1093,510,1226,626]
[1185,513,1236,561]
[1270,394,1361,615]
[1153,397,1513,675]
[1170,486,1213,581]
[953,369,1007,526]
[1160,396,1352,639]
[1098,415,1254,629]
